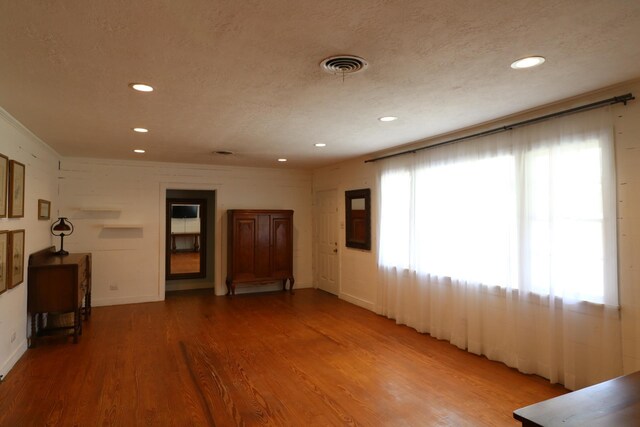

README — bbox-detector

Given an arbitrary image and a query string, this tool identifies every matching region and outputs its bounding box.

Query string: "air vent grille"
[320,55,368,75]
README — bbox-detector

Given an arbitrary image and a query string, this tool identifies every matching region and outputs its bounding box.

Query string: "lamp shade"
[52,217,73,233]
[51,217,74,256]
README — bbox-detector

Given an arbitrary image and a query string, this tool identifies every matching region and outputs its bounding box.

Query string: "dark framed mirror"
[345,188,371,250]
[166,198,206,279]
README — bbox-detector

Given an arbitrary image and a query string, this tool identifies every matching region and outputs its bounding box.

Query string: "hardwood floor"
[0,289,566,426]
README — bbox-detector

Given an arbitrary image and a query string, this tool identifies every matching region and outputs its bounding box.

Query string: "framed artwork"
[0,154,7,218]
[0,231,8,295]
[38,199,51,220]
[9,160,25,218]
[8,229,25,289]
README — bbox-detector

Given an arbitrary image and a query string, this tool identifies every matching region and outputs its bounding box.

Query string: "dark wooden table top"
[514,370,640,426]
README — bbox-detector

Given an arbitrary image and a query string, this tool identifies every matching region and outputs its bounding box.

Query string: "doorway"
[165,189,216,292]
[315,189,340,295]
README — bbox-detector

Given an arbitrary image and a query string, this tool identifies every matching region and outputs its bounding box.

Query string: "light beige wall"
[313,160,379,309]
[0,109,59,377]
[313,79,640,373]
[614,83,640,372]
[59,158,313,305]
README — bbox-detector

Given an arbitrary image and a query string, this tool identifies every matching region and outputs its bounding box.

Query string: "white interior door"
[316,189,339,295]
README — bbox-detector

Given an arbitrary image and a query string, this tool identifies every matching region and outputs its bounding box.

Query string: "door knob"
[333,248,338,253]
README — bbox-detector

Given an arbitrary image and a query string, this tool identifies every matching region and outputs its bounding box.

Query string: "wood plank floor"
[0,289,566,426]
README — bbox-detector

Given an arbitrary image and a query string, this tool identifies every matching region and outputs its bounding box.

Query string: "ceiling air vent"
[320,55,368,75]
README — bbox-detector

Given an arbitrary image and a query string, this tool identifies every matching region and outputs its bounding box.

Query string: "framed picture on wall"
[8,229,25,289]
[0,154,8,218]
[38,199,51,220]
[9,160,25,218]
[0,231,8,295]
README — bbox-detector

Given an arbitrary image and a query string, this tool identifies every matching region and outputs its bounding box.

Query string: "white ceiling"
[1,1,640,169]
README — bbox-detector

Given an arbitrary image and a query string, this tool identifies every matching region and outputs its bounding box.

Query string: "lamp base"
[54,249,69,256]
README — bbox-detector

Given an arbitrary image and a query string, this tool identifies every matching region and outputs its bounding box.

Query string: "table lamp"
[51,217,74,256]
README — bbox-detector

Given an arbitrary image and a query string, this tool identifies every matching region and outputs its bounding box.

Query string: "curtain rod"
[365,93,635,163]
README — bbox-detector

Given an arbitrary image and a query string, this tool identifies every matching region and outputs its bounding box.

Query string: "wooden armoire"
[225,209,294,295]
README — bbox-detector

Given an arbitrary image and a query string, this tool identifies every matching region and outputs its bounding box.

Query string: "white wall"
[0,108,59,378]
[58,158,313,305]
[313,79,640,374]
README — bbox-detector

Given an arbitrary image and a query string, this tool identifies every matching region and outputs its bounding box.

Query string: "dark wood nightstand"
[27,246,92,345]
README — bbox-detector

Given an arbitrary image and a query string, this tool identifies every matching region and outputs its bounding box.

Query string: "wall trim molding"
[0,107,61,159]
[339,292,374,311]
[92,294,165,307]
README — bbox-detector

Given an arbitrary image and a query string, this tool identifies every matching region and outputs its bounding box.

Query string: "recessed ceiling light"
[132,127,149,133]
[129,83,154,92]
[379,116,398,122]
[314,143,327,147]
[510,56,546,69]
[278,158,287,162]
[133,149,145,154]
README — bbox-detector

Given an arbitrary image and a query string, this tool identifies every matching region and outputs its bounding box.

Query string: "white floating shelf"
[100,224,143,229]
[79,208,121,212]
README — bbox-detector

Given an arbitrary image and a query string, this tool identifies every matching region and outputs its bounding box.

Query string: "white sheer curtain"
[376,108,621,390]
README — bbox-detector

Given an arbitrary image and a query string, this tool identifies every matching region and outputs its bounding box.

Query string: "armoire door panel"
[234,218,257,280]
[254,214,272,278]
[271,216,292,277]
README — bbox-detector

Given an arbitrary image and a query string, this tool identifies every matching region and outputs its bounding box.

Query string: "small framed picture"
[38,199,51,220]
[0,231,8,295]
[0,154,8,218]
[8,229,25,289]
[9,160,25,218]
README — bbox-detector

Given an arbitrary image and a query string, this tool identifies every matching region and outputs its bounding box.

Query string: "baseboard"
[0,339,28,379]
[339,292,375,311]
[92,294,165,307]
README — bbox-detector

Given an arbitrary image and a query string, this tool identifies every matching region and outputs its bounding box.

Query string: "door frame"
[158,183,221,298]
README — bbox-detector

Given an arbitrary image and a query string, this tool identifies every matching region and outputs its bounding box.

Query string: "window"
[379,114,617,305]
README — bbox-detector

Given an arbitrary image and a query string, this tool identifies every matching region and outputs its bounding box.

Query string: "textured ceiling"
[1,1,640,169]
